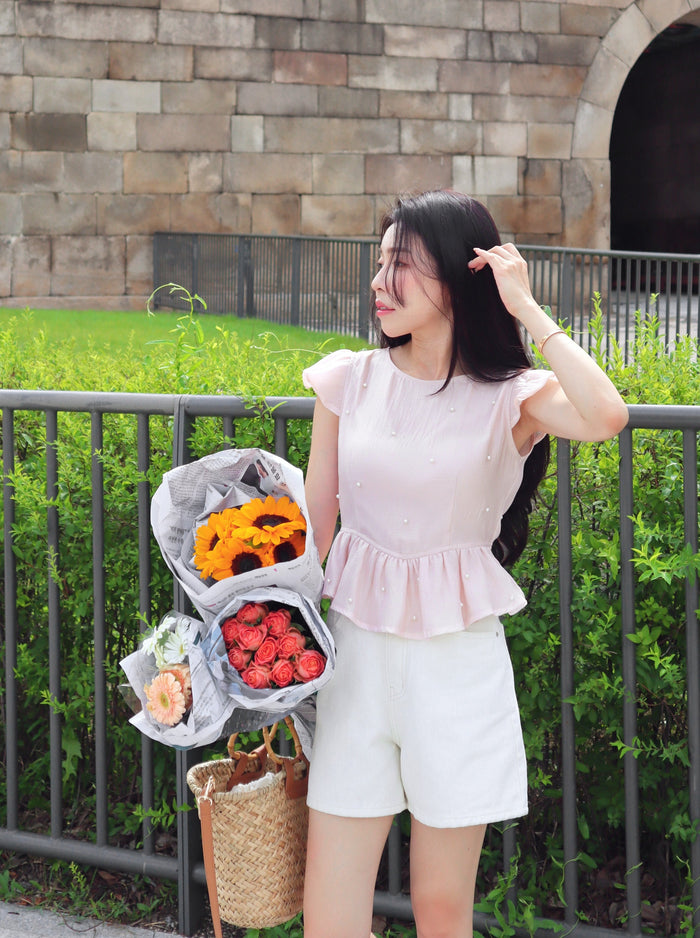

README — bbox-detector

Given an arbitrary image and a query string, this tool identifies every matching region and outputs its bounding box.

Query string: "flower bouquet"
[120,611,238,748]
[200,587,335,722]
[150,448,324,620]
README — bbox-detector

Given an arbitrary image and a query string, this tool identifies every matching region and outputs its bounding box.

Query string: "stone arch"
[562,0,699,248]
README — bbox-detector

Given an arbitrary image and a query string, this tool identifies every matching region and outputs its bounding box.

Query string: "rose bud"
[227,645,252,671]
[278,628,307,659]
[236,602,269,626]
[263,608,292,637]
[236,623,268,651]
[270,658,296,687]
[294,649,326,682]
[254,635,279,667]
[220,617,241,647]
[240,663,272,689]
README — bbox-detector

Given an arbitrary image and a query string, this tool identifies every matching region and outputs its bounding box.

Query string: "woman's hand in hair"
[468,243,540,323]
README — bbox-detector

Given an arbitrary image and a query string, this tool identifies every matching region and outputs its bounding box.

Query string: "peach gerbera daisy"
[144,671,187,726]
[229,496,306,547]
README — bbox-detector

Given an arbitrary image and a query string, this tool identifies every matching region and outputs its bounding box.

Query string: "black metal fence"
[1,389,699,938]
[153,232,700,359]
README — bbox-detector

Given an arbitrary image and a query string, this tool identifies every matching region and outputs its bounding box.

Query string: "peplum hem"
[322,528,527,640]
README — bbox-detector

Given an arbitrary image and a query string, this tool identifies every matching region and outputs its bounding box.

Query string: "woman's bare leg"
[303,809,394,938]
[409,819,486,938]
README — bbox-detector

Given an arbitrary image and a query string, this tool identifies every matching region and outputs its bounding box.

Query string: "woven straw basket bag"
[186,717,309,935]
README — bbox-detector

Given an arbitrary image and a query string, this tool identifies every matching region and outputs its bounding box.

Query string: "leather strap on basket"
[263,716,310,800]
[197,777,224,938]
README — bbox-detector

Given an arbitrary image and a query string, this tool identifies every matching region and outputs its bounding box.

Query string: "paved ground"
[0,902,181,938]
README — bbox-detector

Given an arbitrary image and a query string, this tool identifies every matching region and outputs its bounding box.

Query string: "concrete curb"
[0,902,182,938]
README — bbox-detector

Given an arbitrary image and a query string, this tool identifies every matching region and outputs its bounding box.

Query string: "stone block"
[51,236,126,296]
[317,0,364,22]
[93,79,161,113]
[384,25,467,59]
[0,38,22,74]
[163,0,219,9]
[33,77,91,114]
[488,195,562,236]
[252,194,301,234]
[109,42,193,81]
[451,156,474,195]
[312,153,365,194]
[231,116,264,152]
[64,153,123,193]
[158,10,254,47]
[379,91,448,119]
[0,0,14,35]
[474,94,577,123]
[510,64,587,98]
[519,158,562,196]
[448,94,473,121]
[536,35,599,66]
[24,38,108,78]
[483,121,527,156]
[0,152,63,192]
[237,81,318,116]
[124,152,189,194]
[562,158,610,249]
[189,153,224,192]
[96,194,170,235]
[0,113,8,148]
[365,0,481,29]
[11,114,87,151]
[580,45,628,110]
[22,193,96,235]
[560,4,618,37]
[194,48,272,81]
[0,195,21,234]
[162,80,237,114]
[273,50,347,85]
[87,113,137,151]
[17,2,157,43]
[11,236,51,296]
[364,154,452,193]
[349,55,438,92]
[137,114,232,151]
[638,0,691,33]
[221,0,303,13]
[255,17,301,50]
[0,237,12,296]
[302,20,382,54]
[467,31,495,60]
[301,194,374,235]
[484,0,519,31]
[0,76,32,111]
[169,192,252,233]
[319,87,379,118]
[521,1,560,33]
[493,32,538,62]
[571,100,612,159]
[603,6,656,68]
[400,119,481,155]
[528,123,573,159]
[223,153,312,193]
[472,155,519,196]
[265,117,398,153]
[126,234,153,296]
[439,60,510,94]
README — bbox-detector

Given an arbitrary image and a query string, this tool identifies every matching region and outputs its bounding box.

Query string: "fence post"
[358,241,373,341]
[291,238,302,327]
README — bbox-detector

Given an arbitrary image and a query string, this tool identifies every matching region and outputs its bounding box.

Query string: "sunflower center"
[272,542,299,564]
[231,553,264,575]
[255,513,290,528]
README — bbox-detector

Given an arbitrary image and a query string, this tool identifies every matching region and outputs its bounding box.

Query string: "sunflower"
[229,495,307,547]
[193,511,223,571]
[268,528,306,565]
[205,537,270,580]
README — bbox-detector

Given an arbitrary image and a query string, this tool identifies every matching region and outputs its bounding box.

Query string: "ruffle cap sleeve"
[302,348,356,416]
[508,368,557,452]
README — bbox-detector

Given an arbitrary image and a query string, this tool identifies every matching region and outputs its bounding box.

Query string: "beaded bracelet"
[537,328,566,355]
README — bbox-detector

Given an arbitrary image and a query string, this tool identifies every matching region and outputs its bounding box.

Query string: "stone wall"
[0,0,697,309]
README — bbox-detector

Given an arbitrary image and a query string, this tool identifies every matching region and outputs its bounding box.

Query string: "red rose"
[236,602,269,626]
[278,628,306,659]
[270,658,295,687]
[241,663,272,689]
[294,649,326,682]
[237,623,268,651]
[263,608,292,637]
[254,635,279,666]
[227,645,251,671]
[220,616,242,647]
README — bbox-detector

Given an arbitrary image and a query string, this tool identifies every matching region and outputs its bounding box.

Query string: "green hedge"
[1,306,698,933]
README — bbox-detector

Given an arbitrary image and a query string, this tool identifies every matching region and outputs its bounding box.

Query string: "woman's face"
[371,223,452,340]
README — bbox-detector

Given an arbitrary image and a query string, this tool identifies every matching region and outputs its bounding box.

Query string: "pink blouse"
[302,347,555,639]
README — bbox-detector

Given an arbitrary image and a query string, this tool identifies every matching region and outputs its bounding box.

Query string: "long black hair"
[377,189,550,567]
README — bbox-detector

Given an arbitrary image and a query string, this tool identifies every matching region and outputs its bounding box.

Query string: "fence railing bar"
[91,411,109,847]
[3,407,19,830]
[46,410,63,839]
[619,426,642,937]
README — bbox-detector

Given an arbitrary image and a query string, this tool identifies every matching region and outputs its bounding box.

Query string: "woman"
[301,190,627,938]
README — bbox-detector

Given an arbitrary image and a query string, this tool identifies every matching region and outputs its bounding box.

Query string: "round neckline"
[385,348,467,384]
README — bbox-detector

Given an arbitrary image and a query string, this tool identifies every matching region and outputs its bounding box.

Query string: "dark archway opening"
[610,20,700,262]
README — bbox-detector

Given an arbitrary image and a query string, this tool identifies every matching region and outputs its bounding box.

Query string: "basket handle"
[263,717,309,800]
[225,734,268,791]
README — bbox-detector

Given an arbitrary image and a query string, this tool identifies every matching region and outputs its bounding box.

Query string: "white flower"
[141,616,189,669]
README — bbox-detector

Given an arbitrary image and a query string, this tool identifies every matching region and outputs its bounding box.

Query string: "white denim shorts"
[307,610,528,828]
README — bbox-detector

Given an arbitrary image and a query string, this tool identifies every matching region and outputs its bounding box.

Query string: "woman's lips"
[375,303,393,316]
